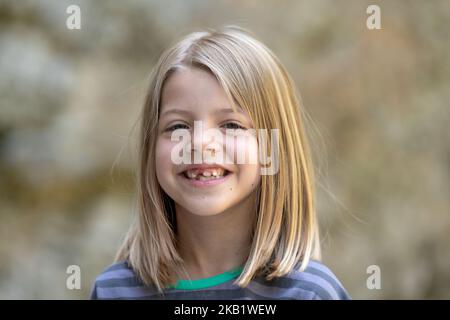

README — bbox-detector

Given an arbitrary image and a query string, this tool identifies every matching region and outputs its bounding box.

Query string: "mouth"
[178,166,232,186]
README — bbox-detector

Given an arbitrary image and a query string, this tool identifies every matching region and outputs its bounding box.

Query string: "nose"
[191,120,222,163]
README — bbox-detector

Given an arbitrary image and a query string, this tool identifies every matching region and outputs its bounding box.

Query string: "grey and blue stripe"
[90,260,351,300]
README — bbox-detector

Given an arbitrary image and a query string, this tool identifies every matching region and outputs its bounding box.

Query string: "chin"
[185,203,229,216]
[178,201,230,217]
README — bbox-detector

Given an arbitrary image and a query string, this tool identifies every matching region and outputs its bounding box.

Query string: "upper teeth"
[184,168,226,179]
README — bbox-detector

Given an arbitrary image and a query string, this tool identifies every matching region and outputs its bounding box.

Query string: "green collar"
[168,265,244,290]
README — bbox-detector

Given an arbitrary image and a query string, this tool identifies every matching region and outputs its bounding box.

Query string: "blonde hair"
[116,25,321,292]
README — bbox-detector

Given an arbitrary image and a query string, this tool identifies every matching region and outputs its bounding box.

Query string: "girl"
[91,26,350,300]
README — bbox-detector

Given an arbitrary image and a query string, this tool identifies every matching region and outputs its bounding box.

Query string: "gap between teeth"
[185,170,226,179]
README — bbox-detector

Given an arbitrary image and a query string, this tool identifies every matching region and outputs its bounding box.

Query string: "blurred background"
[0,0,449,299]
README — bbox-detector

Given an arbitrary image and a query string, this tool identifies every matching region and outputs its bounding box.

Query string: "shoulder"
[286,260,351,300]
[90,261,155,299]
[251,260,351,300]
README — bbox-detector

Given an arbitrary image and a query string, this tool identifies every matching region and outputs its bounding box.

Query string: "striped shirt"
[90,260,351,300]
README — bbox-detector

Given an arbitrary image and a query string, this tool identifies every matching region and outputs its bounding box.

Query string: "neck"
[175,193,257,280]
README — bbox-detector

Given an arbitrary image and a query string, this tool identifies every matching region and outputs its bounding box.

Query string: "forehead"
[160,67,231,114]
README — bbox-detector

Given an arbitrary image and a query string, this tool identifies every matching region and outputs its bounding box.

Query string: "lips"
[180,165,231,180]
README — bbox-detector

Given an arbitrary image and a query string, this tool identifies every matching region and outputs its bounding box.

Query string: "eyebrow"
[160,107,243,117]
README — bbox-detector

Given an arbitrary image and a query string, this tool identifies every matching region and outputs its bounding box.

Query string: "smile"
[178,166,232,187]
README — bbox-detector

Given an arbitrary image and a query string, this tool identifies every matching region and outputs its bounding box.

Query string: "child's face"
[156,67,261,216]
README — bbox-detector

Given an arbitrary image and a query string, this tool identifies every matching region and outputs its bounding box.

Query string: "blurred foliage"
[0,0,449,299]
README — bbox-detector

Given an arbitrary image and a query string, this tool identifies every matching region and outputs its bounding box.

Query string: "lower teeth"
[196,175,223,180]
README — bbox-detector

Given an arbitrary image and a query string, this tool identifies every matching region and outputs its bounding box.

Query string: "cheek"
[230,135,261,186]
[155,139,175,184]
[228,134,259,166]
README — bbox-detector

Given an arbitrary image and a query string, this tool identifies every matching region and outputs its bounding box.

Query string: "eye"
[165,123,190,132]
[222,122,246,130]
